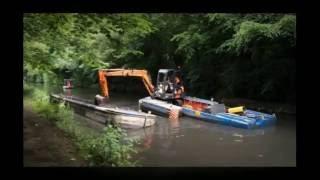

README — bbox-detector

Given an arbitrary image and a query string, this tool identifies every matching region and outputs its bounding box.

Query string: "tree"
[24,13,296,103]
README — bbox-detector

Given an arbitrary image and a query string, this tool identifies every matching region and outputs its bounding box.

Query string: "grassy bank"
[23,85,138,167]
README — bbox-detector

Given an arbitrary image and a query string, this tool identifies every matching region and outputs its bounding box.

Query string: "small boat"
[50,94,156,129]
[181,97,277,129]
[63,79,74,89]
[138,96,182,117]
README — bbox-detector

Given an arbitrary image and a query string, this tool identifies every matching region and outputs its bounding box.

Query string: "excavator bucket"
[94,94,109,106]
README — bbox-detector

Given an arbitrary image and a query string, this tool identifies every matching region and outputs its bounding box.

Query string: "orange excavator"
[94,68,184,105]
[94,68,246,116]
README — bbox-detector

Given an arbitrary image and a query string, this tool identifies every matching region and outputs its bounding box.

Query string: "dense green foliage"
[81,125,137,166]
[24,86,138,166]
[24,13,295,103]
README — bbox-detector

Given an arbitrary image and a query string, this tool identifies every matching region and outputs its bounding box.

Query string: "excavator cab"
[153,69,183,100]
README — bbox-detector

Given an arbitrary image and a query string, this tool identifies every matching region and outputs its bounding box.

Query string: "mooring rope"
[144,115,147,127]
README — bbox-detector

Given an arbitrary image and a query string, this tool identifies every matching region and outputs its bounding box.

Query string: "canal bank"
[23,103,87,166]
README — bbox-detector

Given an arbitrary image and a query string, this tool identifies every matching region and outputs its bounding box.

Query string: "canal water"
[28,84,296,166]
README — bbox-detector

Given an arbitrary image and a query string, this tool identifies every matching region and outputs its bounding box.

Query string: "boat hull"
[50,94,156,129]
[138,96,182,117]
[182,107,276,129]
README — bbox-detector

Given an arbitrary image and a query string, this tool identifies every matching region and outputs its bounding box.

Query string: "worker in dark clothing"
[173,76,185,106]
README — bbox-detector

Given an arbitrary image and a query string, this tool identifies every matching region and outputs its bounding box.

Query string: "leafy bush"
[83,125,138,166]
[26,88,138,166]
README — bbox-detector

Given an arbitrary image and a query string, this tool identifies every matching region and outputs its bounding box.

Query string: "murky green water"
[27,83,296,166]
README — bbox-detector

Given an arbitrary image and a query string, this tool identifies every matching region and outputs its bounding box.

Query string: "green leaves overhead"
[24,13,156,71]
[167,14,295,101]
[24,13,296,103]
[219,15,296,55]
[24,13,156,87]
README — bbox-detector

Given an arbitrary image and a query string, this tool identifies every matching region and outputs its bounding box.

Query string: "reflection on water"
[27,84,296,166]
[126,126,155,146]
[63,88,72,97]
[169,117,180,130]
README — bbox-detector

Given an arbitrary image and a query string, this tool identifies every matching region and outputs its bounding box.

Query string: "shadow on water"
[26,83,296,166]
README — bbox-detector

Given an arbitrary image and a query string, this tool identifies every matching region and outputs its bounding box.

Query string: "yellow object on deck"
[183,104,193,109]
[227,106,245,114]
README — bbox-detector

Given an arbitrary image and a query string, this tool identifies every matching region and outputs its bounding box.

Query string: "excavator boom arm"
[98,69,155,98]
